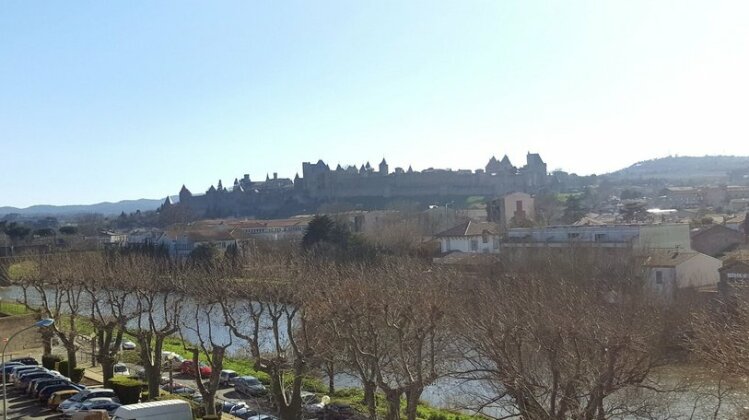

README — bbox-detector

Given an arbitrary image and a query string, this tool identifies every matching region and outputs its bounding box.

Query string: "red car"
[180,360,212,378]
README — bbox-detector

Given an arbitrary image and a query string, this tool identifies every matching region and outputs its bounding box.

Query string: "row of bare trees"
[10,245,726,419]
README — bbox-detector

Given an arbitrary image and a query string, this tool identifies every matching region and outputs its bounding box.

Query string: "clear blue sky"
[2,1,749,207]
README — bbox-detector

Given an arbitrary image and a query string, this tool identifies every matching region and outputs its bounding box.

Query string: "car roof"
[222,369,237,374]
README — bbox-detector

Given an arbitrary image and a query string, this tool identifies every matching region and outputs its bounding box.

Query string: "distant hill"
[607,155,749,182]
[0,197,176,217]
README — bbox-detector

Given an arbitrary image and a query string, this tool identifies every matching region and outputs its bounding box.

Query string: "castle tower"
[179,185,192,203]
[379,158,389,175]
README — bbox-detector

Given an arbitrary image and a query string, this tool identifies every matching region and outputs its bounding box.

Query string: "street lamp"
[2,318,54,420]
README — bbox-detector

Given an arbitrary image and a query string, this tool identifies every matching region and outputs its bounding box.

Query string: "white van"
[161,351,185,371]
[111,399,193,420]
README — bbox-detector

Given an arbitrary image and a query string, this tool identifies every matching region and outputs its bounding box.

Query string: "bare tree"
[312,258,456,420]
[83,253,135,383]
[452,250,666,420]
[220,250,318,420]
[180,299,231,417]
[122,256,187,399]
[20,254,87,378]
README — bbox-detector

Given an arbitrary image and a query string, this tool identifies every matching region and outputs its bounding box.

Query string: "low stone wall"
[0,313,42,356]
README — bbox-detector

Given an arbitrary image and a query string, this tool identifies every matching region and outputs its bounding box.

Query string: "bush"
[107,376,145,404]
[42,354,61,370]
[118,350,142,365]
[58,360,69,377]
[71,367,85,383]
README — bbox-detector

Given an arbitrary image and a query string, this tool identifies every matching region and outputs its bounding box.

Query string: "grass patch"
[331,387,468,420]
[0,301,34,316]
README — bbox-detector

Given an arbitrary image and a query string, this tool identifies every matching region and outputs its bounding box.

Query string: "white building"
[435,221,501,254]
[642,250,721,300]
[504,223,692,251]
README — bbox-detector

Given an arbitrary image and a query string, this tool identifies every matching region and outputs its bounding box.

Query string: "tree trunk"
[405,386,423,420]
[326,361,335,396]
[100,358,114,384]
[41,329,53,355]
[363,381,377,420]
[203,393,216,416]
[66,347,77,377]
[384,389,402,420]
[146,338,165,400]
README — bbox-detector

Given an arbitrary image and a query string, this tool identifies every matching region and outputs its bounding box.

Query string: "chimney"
[273,172,278,180]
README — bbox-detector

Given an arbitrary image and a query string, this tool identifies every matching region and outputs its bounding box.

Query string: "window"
[516,200,523,211]
[594,233,607,242]
[471,239,478,251]
[482,234,489,244]
[568,233,580,239]
[655,271,663,285]
[493,238,500,249]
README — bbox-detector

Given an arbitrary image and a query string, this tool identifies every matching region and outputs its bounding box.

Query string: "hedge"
[71,367,85,383]
[42,354,61,370]
[58,360,70,378]
[107,376,146,404]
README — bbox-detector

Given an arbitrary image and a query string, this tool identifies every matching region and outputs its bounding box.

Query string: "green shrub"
[333,388,364,398]
[58,360,69,377]
[118,350,142,365]
[107,376,145,404]
[42,354,61,370]
[71,367,85,383]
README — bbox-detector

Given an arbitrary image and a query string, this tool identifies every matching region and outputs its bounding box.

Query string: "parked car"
[322,402,360,420]
[9,365,43,383]
[232,406,260,419]
[246,415,279,420]
[1,363,24,380]
[47,389,82,410]
[15,368,51,387]
[301,391,330,417]
[161,351,185,371]
[121,340,136,350]
[28,376,67,396]
[58,388,118,412]
[180,360,212,377]
[219,369,239,386]
[222,401,245,413]
[10,356,38,365]
[40,384,83,404]
[113,363,130,376]
[234,376,268,396]
[22,371,61,392]
[70,398,122,416]
[61,397,118,416]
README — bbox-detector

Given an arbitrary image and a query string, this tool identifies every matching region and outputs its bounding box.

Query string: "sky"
[2,1,749,207]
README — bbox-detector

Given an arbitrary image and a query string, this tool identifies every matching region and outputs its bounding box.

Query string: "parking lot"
[2,383,69,420]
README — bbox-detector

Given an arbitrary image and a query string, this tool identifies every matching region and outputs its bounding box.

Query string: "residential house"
[718,253,749,297]
[643,250,721,300]
[726,213,747,233]
[158,227,241,259]
[690,224,745,257]
[487,192,535,229]
[435,221,501,254]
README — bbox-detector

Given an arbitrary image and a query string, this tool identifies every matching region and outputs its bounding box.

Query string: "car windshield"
[114,365,127,372]
[68,393,84,402]
[246,378,261,385]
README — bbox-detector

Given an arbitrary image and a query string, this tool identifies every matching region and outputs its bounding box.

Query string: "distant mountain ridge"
[0,197,176,217]
[606,155,749,181]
